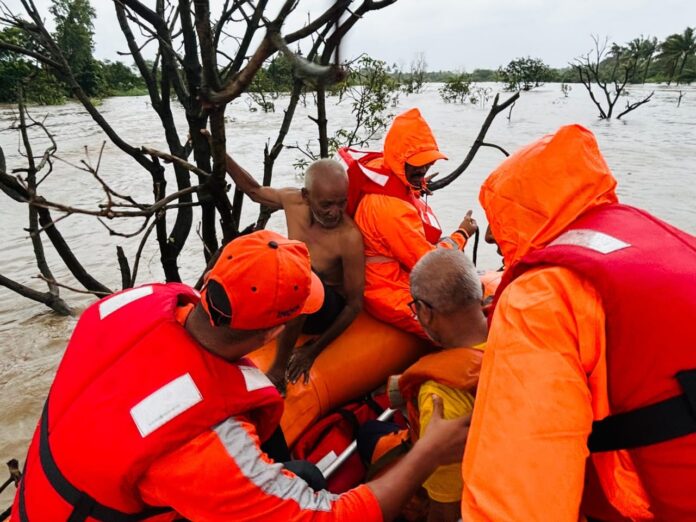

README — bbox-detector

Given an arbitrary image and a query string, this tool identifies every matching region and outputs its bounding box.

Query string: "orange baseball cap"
[200,230,324,330]
[406,148,448,167]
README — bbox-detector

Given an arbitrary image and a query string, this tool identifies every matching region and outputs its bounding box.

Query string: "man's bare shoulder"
[338,215,364,248]
[277,187,303,205]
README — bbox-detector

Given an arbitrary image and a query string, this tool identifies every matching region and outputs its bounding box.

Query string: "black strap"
[336,409,361,440]
[17,400,171,521]
[363,394,385,416]
[588,369,696,453]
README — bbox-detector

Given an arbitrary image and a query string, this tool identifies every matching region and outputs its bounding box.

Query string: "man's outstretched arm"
[201,129,292,209]
[140,396,469,521]
[223,153,294,209]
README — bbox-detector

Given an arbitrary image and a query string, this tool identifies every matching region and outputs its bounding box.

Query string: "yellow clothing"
[418,380,475,503]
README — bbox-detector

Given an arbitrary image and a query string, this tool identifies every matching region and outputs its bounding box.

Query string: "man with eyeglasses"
[363,248,487,522]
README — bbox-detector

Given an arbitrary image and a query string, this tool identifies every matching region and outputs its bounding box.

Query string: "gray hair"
[304,158,347,190]
[410,249,482,314]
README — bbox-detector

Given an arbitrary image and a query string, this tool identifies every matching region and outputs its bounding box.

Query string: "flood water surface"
[1,83,695,503]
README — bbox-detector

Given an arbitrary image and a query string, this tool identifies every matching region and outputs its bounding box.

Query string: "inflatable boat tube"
[249,312,430,446]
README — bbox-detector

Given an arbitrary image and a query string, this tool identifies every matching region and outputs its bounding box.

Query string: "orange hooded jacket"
[354,109,466,337]
[461,125,654,521]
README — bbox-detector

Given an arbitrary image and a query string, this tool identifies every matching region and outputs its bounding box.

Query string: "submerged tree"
[0,0,397,312]
[438,73,472,104]
[572,35,654,119]
[289,54,401,172]
[497,57,550,91]
[401,52,427,94]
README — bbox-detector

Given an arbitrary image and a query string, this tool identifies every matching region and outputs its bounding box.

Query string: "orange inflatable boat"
[249,312,430,445]
[249,270,503,446]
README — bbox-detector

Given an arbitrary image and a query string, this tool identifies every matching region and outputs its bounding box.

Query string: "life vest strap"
[588,369,696,452]
[17,400,170,522]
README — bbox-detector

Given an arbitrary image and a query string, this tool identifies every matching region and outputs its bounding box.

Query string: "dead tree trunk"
[572,35,654,120]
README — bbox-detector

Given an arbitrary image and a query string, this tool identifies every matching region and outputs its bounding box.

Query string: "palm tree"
[634,36,658,84]
[659,27,696,84]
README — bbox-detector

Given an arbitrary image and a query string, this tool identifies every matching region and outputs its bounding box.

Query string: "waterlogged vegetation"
[0,0,144,104]
[0,0,693,317]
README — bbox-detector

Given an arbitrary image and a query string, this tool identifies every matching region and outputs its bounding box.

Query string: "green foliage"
[438,73,472,103]
[247,67,279,112]
[50,0,95,72]
[245,54,299,112]
[328,55,400,153]
[469,68,497,82]
[293,55,400,173]
[100,60,146,95]
[266,54,295,92]
[497,57,551,91]
[50,0,104,97]
[0,27,65,104]
[656,27,696,84]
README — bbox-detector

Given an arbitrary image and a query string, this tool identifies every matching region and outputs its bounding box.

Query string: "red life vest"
[336,147,443,244]
[13,283,284,522]
[498,203,696,519]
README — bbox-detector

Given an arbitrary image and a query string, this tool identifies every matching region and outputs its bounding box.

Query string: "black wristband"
[453,229,470,241]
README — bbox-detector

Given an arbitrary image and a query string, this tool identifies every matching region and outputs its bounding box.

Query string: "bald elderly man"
[222,154,364,393]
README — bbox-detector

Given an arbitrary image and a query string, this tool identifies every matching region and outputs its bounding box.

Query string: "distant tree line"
[2,3,693,109]
[0,0,144,104]
[425,26,696,92]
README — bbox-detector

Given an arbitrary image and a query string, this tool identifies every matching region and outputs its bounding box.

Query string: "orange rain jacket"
[135,305,382,522]
[461,125,656,521]
[354,109,466,337]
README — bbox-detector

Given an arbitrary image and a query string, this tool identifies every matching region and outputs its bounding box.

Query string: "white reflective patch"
[315,451,338,474]
[214,417,338,511]
[239,364,273,392]
[130,373,202,438]
[426,210,442,229]
[549,229,631,254]
[99,285,154,319]
[357,162,389,187]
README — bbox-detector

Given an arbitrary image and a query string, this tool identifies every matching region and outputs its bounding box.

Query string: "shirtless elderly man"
[223,153,364,393]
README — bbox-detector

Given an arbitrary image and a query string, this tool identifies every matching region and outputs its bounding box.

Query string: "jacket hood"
[383,108,446,187]
[480,124,618,267]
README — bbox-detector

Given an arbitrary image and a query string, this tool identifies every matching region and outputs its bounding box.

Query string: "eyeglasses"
[408,297,434,318]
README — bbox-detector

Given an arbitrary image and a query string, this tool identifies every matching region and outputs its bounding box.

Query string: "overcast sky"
[7,0,696,70]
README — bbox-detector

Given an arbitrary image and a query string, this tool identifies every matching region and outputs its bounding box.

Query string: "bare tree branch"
[617,91,655,119]
[0,273,73,315]
[429,91,520,191]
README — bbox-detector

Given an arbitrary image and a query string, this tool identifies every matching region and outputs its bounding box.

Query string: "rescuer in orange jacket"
[13,230,471,522]
[353,108,478,338]
[461,125,696,521]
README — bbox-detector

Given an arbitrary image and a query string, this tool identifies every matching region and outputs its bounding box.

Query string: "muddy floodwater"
[1,82,695,504]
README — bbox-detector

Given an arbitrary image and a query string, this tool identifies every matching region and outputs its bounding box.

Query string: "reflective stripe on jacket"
[505,203,696,520]
[337,146,443,244]
[464,124,696,521]
[13,283,284,521]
